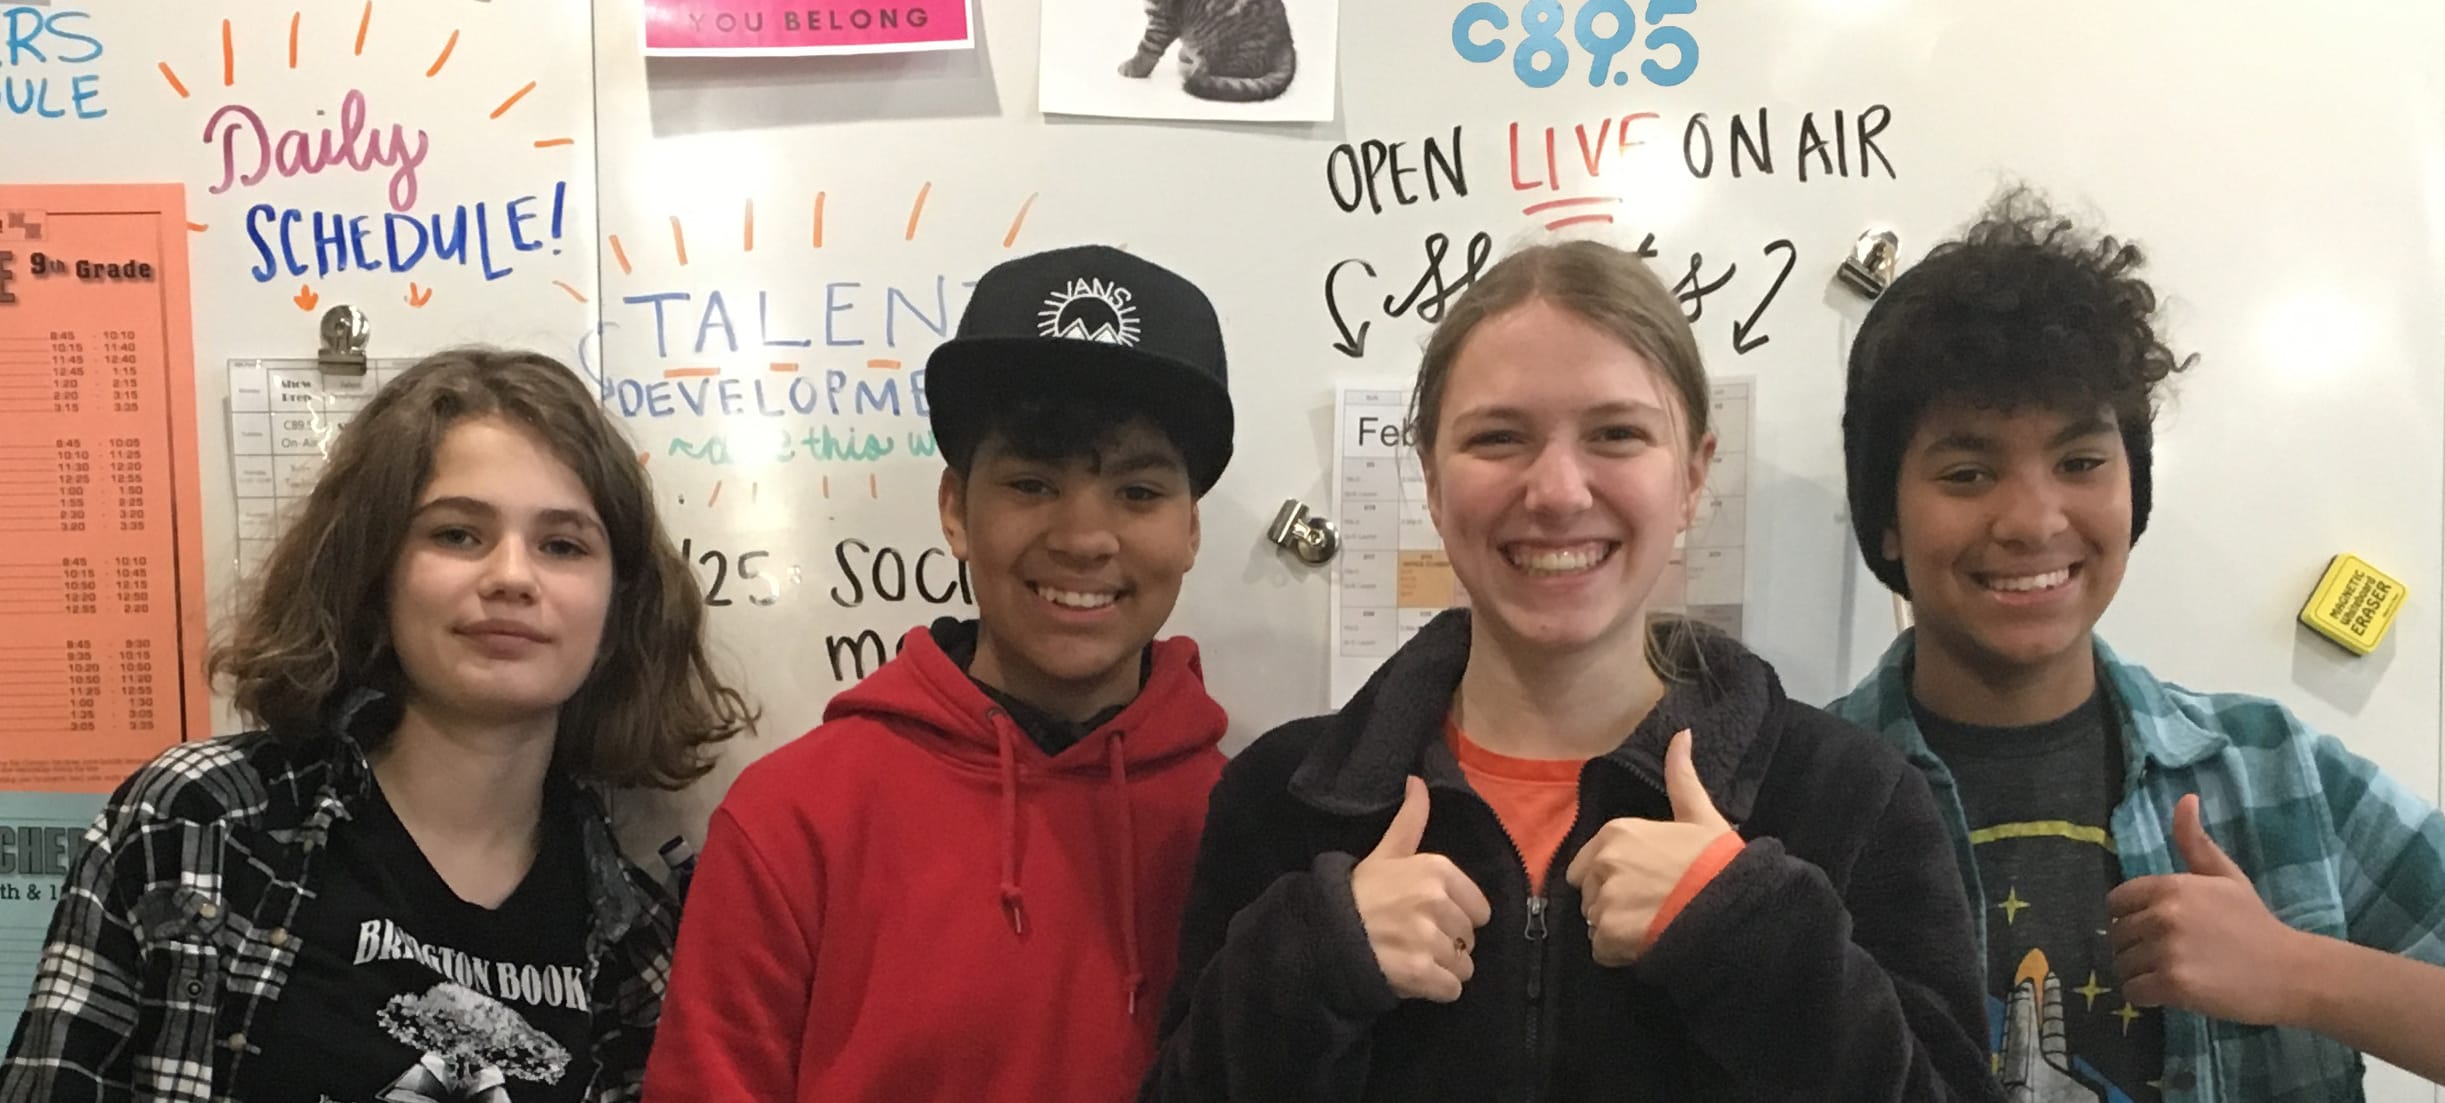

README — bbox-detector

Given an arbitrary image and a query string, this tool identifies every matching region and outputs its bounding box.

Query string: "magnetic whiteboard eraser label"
[2299,554,2406,656]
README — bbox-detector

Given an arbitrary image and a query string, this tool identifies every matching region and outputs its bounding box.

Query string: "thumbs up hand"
[1565,730,1737,967]
[2107,793,2313,1025]
[1350,776,1494,1003]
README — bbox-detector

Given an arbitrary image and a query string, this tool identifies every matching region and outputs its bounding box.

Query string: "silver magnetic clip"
[1267,499,1340,566]
[1837,229,1900,300]
[316,305,370,373]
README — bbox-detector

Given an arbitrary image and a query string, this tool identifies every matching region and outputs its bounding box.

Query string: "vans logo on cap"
[1038,277,1141,347]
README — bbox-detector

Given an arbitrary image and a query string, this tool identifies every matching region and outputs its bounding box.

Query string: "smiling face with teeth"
[939,419,1200,722]
[1421,298,1713,664]
[1886,401,2132,717]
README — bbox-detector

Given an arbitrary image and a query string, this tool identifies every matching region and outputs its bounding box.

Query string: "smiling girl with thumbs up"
[1142,241,1998,1102]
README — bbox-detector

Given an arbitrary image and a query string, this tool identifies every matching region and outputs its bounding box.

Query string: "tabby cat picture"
[1118,0,1298,103]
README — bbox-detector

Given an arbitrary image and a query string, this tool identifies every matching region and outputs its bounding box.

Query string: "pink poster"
[643,0,974,56]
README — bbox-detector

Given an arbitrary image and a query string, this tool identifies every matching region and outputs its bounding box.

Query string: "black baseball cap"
[925,245,1234,495]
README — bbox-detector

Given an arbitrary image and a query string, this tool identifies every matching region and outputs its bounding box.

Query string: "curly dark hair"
[1842,186,2197,596]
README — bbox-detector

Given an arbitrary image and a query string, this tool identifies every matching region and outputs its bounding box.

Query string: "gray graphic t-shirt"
[1918,687,2168,1103]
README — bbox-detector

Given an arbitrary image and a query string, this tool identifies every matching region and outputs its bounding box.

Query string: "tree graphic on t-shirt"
[374,983,571,1102]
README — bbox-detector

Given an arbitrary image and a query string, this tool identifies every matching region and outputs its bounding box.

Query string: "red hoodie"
[644,624,1228,1102]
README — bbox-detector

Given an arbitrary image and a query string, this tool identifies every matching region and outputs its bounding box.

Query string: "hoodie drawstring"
[1108,732,1142,1018]
[989,712,1144,1018]
[994,716,1027,937]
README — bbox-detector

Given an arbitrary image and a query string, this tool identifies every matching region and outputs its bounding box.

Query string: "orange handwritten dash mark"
[1544,213,1617,231]
[1525,195,1621,231]
[812,192,827,248]
[636,451,651,468]
[768,362,799,373]
[405,282,433,308]
[707,481,723,508]
[533,137,575,148]
[1521,196,1619,215]
[354,2,372,56]
[607,234,632,275]
[184,222,208,233]
[552,280,589,303]
[293,285,319,311]
[426,29,459,77]
[669,216,689,266]
[904,182,932,242]
[490,80,537,120]
[287,12,300,69]
[221,20,234,87]
[743,199,755,253]
[821,476,831,499]
[865,359,901,370]
[157,62,190,98]
[1003,193,1037,248]
[868,474,878,499]
[662,367,719,379]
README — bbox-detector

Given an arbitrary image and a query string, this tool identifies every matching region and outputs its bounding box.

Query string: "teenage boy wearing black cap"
[645,245,1239,1103]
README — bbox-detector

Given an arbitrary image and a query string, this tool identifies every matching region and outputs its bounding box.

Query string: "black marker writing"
[678,538,779,608]
[1732,239,1797,354]
[1383,231,1494,324]
[1325,258,1376,359]
[1326,127,1470,215]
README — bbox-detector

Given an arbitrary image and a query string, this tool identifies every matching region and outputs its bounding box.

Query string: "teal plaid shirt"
[1831,631,2445,1102]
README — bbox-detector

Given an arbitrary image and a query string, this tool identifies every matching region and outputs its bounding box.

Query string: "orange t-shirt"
[1445,718,1747,942]
[1446,718,1584,894]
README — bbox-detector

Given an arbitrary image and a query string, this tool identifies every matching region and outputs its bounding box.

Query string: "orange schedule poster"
[0,184,208,792]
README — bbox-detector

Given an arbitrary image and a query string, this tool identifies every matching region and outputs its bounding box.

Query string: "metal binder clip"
[1836,229,1900,300]
[316,305,370,372]
[1267,499,1340,566]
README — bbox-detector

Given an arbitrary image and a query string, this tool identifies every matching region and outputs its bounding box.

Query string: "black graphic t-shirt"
[237,777,598,1103]
[1918,686,2168,1103]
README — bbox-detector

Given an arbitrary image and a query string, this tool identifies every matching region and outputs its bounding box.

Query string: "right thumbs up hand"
[1349,776,1493,1003]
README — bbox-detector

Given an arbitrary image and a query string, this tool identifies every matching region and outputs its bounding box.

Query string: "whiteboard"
[590,0,2442,789]
[9,2,2443,1095]
[590,8,2444,1092]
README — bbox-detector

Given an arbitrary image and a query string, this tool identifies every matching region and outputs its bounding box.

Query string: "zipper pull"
[1524,895,1550,1004]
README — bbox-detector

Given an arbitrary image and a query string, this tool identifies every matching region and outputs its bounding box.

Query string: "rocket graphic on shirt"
[2000,949,2105,1103]
[1969,823,2164,1103]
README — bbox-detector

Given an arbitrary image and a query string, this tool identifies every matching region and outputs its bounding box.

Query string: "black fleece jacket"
[1141,610,1999,1102]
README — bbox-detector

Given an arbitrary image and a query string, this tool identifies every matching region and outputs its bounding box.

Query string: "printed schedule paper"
[0,184,208,791]
[227,357,417,575]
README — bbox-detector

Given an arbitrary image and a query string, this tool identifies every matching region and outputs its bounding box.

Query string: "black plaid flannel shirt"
[0,693,678,1102]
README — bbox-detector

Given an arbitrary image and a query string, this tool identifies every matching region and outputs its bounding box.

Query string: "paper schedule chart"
[228,359,411,572]
[0,184,208,791]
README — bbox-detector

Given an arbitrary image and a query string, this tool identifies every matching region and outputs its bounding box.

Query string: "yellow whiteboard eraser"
[2299,555,2407,656]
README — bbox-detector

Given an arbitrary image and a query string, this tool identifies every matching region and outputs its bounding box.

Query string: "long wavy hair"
[210,346,755,788]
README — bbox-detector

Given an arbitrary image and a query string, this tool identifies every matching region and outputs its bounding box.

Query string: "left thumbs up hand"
[2107,793,2313,1026]
[1565,729,1739,966]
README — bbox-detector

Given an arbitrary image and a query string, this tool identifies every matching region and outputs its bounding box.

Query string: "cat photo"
[1117,0,1298,103]
[1040,0,1337,122]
